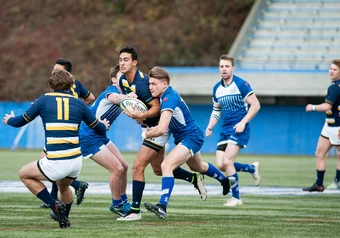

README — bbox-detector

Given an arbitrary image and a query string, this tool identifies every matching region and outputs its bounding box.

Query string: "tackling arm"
[144,110,172,138]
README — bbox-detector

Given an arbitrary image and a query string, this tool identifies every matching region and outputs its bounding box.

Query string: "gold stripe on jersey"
[45,92,77,98]
[122,79,136,93]
[326,118,335,124]
[47,147,82,159]
[46,122,79,131]
[23,113,32,122]
[46,136,79,144]
[88,119,99,128]
[138,71,145,78]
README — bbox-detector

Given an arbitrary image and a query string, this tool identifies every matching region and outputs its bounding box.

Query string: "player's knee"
[152,167,162,176]
[223,159,233,168]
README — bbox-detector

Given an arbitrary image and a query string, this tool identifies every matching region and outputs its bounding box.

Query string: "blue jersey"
[69,80,91,99]
[325,79,340,127]
[8,91,105,160]
[160,86,202,144]
[212,75,253,128]
[79,85,122,137]
[119,69,159,127]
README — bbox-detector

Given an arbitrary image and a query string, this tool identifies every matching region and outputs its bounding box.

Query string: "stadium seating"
[232,0,340,70]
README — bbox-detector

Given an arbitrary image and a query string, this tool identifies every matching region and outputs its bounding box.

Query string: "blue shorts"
[178,132,204,156]
[80,136,111,159]
[218,126,250,148]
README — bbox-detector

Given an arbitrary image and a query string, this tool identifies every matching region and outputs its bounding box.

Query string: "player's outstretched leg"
[144,202,167,219]
[72,180,89,205]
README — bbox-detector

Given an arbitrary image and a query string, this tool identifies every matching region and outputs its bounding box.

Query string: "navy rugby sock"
[316,170,325,186]
[173,167,194,183]
[230,173,240,199]
[71,180,80,190]
[65,201,73,218]
[37,188,56,210]
[50,182,59,200]
[335,169,340,182]
[131,180,145,212]
[204,162,226,183]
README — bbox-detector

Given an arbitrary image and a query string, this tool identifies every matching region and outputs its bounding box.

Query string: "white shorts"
[321,123,340,145]
[142,128,170,150]
[38,156,83,182]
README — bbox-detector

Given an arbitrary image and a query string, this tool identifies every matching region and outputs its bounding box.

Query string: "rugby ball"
[120,98,148,113]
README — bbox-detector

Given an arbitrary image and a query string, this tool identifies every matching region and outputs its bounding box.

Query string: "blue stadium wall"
[0,102,324,156]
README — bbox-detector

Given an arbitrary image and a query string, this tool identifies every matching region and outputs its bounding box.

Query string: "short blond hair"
[148,66,170,84]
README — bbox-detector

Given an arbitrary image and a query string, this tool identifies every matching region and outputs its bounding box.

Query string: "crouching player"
[2,69,109,228]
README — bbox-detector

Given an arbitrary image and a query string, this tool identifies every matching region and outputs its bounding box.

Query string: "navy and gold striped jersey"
[68,80,91,99]
[8,91,106,160]
[325,79,340,127]
[119,69,159,127]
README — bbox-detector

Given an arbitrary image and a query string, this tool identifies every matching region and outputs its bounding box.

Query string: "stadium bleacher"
[233,0,340,70]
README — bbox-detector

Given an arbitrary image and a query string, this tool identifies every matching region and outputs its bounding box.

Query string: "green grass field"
[1,150,340,237]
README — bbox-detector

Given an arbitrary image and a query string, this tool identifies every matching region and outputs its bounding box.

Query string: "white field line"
[1,180,340,196]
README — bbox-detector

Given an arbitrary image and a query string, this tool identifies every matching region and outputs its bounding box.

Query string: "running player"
[116,46,207,221]
[143,66,231,219]
[205,55,261,206]
[3,69,108,228]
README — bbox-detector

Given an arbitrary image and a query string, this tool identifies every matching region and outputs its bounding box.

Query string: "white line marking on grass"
[1,180,340,196]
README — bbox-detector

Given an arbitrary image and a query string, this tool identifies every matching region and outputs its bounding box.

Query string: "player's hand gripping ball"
[120,98,148,114]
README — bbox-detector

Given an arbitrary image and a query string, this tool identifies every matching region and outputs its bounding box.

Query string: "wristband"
[312,105,316,111]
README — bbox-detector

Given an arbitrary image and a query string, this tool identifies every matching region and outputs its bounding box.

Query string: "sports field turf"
[0,150,339,237]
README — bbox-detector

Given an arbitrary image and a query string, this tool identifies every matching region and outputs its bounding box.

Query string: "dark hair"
[108,64,120,84]
[148,66,170,84]
[219,54,234,66]
[55,58,73,73]
[119,46,138,61]
[49,69,74,91]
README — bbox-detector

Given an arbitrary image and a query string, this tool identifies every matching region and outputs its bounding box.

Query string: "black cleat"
[221,177,231,196]
[75,181,89,205]
[302,183,324,192]
[54,201,70,228]
[40,202,50,209]
[144,202,167,219]
[49,211,58,221]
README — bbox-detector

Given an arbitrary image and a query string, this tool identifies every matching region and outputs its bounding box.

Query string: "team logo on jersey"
[163,97,168,102]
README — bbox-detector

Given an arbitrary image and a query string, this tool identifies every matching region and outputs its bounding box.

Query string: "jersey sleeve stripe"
[23,113,32,122]
[88,119,99,128]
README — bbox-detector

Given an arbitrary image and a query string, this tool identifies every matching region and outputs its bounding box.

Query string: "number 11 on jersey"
[56,97,69,120]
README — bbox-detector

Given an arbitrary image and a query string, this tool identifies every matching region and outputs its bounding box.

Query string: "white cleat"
[252,161,261,186]
[223,197,243,207]
[326,180,340,190]
[193,173,207,201]
[116,212,142,221]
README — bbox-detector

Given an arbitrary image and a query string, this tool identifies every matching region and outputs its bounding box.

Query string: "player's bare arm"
[124,98,161,120]
[234,93,260,133]
[83,92,95,105]
[144,110,172,138]
[306,102,332,112]
[206,102,222,137]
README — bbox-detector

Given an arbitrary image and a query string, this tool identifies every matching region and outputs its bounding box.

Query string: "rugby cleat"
[75,181,89,205]
[221,177,231,195]
[144,202,167,219]
[40,202,50,209]
[223,197,243,207]
[252,161,261,186]
[193,173,207,201]
[117,211,142,221]
[326,180,340,190]
[302,183,324,192]
[54,201,70,228]
[110,204,127,217]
